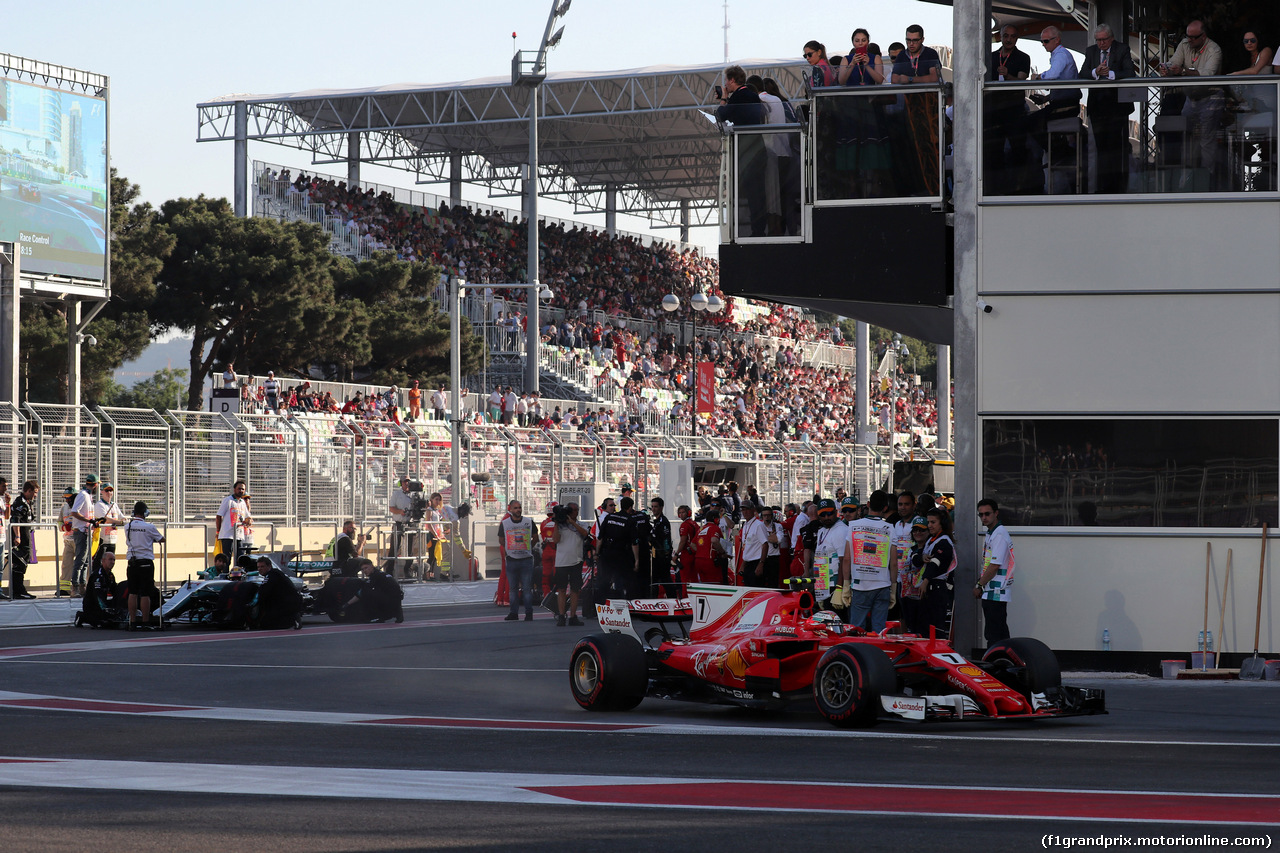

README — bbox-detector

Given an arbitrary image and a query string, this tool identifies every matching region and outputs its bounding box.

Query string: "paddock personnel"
[123,501,165,630]
[0,478,9,599]
[551,502,590,626]
[69,474,101,597]
[57,487,76,597]
[216,481,251,566]
[975,498,1014,646]
[93,482,126,574]
[498,500,539,621]
[8,480,38,599]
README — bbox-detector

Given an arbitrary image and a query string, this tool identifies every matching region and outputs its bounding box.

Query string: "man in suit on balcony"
[1080,23,1137,194]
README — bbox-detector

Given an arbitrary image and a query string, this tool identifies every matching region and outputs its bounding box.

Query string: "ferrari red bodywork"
[570,584,1106,726]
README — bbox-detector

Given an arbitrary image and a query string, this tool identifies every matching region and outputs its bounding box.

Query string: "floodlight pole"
[516,0,571,397]
[450,277,464,506]
[0,244,18,403]
[527,84,540,395]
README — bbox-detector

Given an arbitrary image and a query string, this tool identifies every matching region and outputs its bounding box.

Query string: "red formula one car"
[569,584,1105,727]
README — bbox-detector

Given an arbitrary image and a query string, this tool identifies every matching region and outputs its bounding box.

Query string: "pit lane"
[0,602,1276,852]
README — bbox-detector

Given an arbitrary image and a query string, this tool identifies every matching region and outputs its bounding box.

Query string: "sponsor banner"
[696,362,715,414]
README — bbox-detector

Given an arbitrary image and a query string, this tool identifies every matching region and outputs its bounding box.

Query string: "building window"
[982,419,1278,528]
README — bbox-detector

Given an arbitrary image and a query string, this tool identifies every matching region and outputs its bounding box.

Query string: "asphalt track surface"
[0,603,1276,852]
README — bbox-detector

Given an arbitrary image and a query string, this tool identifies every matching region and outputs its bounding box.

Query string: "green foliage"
[150,196,345,408]
[837,319,938,384]
[18,302,70,403]
[101,368,188,411]
[338,254,483,386]
[21,175,486,405]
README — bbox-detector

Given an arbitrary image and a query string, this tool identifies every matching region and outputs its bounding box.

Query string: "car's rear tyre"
[982,637,1061,695]
[813,643,896,727]
[570,633,648,711]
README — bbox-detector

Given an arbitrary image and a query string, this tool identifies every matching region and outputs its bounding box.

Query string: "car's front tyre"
[813,644,896,727]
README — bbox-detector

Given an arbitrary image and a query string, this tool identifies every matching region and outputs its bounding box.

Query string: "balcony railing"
[720,76,1280,242]
[982,76,1279,198]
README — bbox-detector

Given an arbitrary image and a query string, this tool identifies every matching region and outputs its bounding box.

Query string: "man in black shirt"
[8,480,37,599]
[598,498,638,601]
[649,497,674,596]
[256,556,303,629]
[346,558,404,623]
[985,24,1032,195]
[629,500,653,599]
[715,65,764,127]
[334,518,366,576]
[715,64,767,237]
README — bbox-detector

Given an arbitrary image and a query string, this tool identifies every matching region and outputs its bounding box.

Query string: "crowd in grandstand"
[252,168,945,447]
[270,169,722,322]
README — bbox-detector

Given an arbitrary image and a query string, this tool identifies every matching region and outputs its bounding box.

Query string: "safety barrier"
[0,408,888,548]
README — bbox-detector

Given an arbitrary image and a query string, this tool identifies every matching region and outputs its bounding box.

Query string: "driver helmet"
[801,610,843,634]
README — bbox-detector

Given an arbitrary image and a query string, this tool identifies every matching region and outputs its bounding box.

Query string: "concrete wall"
[21,522,368,589]
[979,202,1280,414]
[1004,530,1275,654]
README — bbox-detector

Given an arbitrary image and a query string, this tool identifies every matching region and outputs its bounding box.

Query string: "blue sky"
[9,0,964,246]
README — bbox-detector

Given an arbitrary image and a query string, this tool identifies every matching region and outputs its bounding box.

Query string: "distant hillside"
[114,336,210,384]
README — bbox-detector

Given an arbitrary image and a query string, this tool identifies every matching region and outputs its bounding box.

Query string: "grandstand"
[248,164,946,455]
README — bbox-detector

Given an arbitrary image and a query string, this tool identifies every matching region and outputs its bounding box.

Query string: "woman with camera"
[550,503,591,627]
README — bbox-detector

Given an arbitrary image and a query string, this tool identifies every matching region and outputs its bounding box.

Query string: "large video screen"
[0,76,107,280]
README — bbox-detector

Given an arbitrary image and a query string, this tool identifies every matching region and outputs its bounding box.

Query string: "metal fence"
[0,402,26,493]
[0,407,884,529]
[95,407,174,522]
[168,411,239,523]
[24,403,101,519]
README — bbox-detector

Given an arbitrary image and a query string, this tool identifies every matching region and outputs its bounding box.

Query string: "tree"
[149,197,343,409]
[102,368,188,411]
[215,250,483,388]
[838,319,938,384]
[334,255,483,386]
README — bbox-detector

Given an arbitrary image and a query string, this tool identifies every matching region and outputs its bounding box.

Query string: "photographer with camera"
[551,502,590,626]
[389,476,427,580]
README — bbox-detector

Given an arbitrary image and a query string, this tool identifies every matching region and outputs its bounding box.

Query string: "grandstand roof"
[197,60,807,230]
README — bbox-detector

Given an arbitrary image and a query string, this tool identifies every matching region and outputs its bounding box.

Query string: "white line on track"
[1,690,1278,747]
[0,615,505,659]
[0,758,1274,826]
[0,661,563,673]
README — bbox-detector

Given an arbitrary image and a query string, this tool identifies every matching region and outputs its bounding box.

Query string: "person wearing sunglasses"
[802,40,837,89]
[890,25,941,85]
[801,499,845,609]
[1159,19,1224,188]
[1228,30,1272,76]
[975,498,1015,647]
[92,482,126,575]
